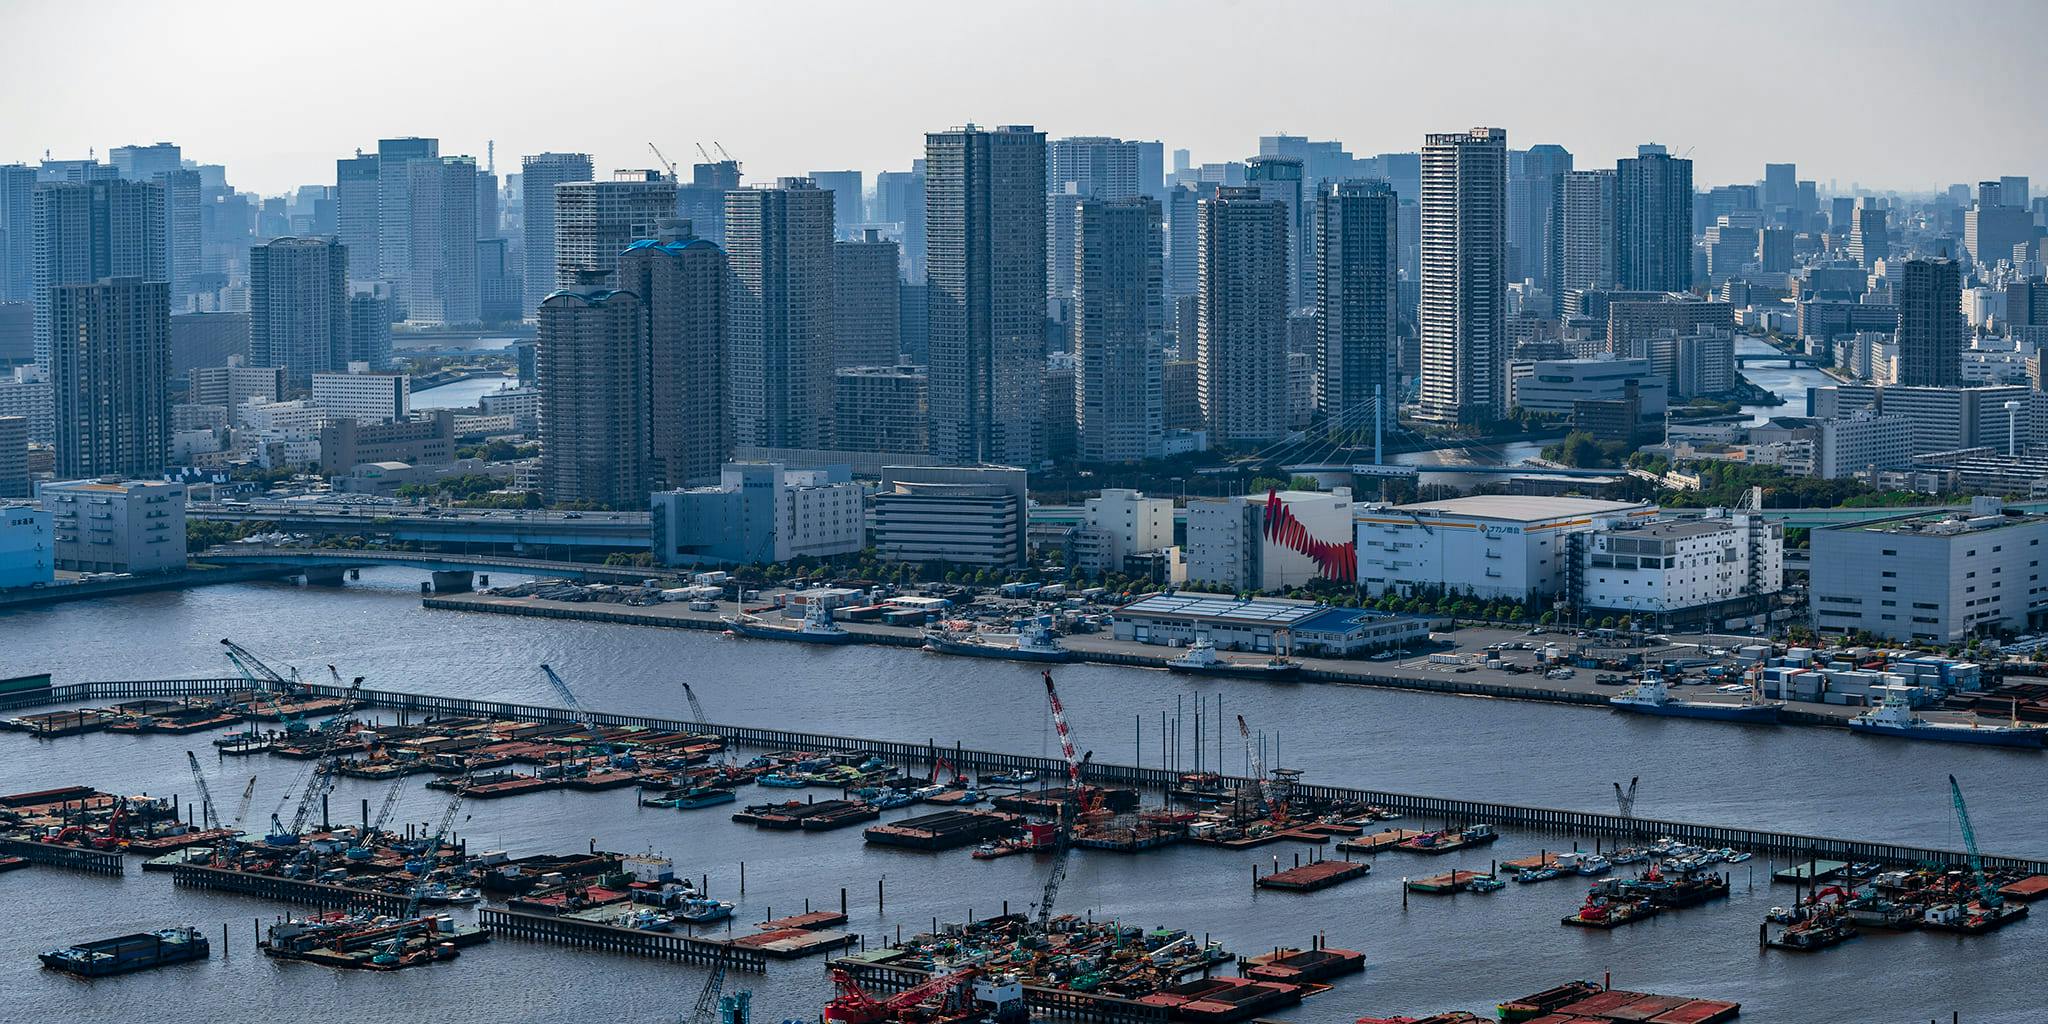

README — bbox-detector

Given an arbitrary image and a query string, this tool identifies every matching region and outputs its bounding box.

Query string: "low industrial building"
[1510,357,1668,417]
[870,465,1029,568]
[318,409,457,474]
[0,503,53,589]
[1809,497,2048,642]
[1067,488,1175,575]
[1356,495,1656,602]
[1110,592,1428,655]
[39,478,188,574]
[651,462,865,566]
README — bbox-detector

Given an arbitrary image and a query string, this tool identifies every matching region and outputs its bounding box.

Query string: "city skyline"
[5,1,2047,197]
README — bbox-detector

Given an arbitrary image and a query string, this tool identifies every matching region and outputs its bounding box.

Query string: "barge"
[40,927,210,976]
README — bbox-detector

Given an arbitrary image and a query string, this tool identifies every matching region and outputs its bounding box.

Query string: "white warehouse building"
[1574,510,1784,621]
[1356,496,1655,602]
[1809,498,2048,642]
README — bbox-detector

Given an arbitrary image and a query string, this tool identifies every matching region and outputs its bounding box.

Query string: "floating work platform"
[1256,860,1371,893]
[1136,975,1302,1023]
[1239,945,1365,983]
[1772,860,1847,884]
[864,810,1019,850]
[1998,875,2048,902]
[732,799,878,831]
[1334,829,1423,855]
[730,927,858,959]
[758,910,847,930]
[1544,988,1741,1023]
[1405,870,1491,894]
[40,928,210,976]
[1395,825,1499,855]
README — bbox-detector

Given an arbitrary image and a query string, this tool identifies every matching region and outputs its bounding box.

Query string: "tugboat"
[1847,691,2045,748]
[1165,639,1301,679]
[1609,670,1783,724]
[923,616,1073,663]
[722,602,858,645]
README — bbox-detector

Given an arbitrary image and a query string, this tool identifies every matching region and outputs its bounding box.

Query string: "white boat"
[1609,670,1783,723]
[924,616,1073,663]
[1165,639,1300,679]
[1847,691,2045,748]
[722,602,857,645]
[1575,854,1611,876]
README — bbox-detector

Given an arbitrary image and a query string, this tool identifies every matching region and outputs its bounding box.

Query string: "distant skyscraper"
[1549,169,1617,314]
[0,164,34,302]
[1895,258,1962,388]
[676,161,741,247]
[809,170,863,240]
[1046,137,1145,307]
[1848,199,1890,269]
[1762,162,1797,210]
[1314,180,1397,430]
[1245,156,1308,308]
[1073,196,1164,462]
[520,152,593,314]
[724,178,836,449]
[249,237,350,388]
[617,225,727,489]
[375,137,438,295]
[925,125,1047,465]
[832,229,902,368]
[875,167,926,282]
[404,156,479,326]
[536,286,646,507]
[1196,186,1290,443]
[335,154,381,279]
[1615,143,1693,293]
[32,178,163,371]
[49,276,169,478]
[346,289,392,368]
[1510,145,1572,291]
[1418,128,1508,425]
[1965,196,2030,271]
[2000,176,2030,209]
[554,171,676,289]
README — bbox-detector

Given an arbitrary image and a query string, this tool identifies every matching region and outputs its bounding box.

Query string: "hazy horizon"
[5,0,2046,197]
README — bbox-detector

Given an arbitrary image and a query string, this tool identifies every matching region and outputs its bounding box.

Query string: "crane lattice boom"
[183,751,217,831]
[1948,774,2002,908]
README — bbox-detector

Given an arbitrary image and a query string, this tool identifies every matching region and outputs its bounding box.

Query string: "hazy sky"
[6,0,2045,197]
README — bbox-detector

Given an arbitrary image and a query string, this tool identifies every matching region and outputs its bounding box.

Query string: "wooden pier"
[17,676,2048,877]
[479,908,767,971]
[0,837,123,876]
[170,863,409,911]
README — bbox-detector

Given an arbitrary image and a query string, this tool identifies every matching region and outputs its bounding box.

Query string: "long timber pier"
[9,676,2048,876]
[479,909,768,971]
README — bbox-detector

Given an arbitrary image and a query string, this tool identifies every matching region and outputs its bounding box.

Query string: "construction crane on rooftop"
[648,143,679,180]
[694,143,714,165]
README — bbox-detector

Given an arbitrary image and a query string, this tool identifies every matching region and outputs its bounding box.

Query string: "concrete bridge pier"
[430,570,475,594]
[302,566,349,586]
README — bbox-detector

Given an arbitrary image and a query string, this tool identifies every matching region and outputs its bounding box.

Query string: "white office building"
[1813,410,1914,479]
[1185,488,1353,592]
[310,366,410,423]
[1576,511,1783,619]
[1810,498,2048,641]
[1510,357,1668,416]
[1356,495,1655,602]
[1070,488,1174,574]
[39,477,187,574]
[871,465,1029,567]
[650,462,863,566]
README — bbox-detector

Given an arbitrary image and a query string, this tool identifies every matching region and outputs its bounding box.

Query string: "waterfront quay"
[425,588,1880,724]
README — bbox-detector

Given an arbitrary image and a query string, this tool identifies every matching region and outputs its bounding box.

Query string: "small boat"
[758,773,810,788]
[722,603,858,645]
[1165,639,1300,680]
[870,790,916,810]
[985,770,1037,786]
[1848,691,2045,747]
[1724,849,1753,864]
[675,895,734,924]
[1575,854,1611,876]
[1468,876,1507,893]
[1610,848,1648,866]
[1515,867,1561,883]
[611,907,676,932]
